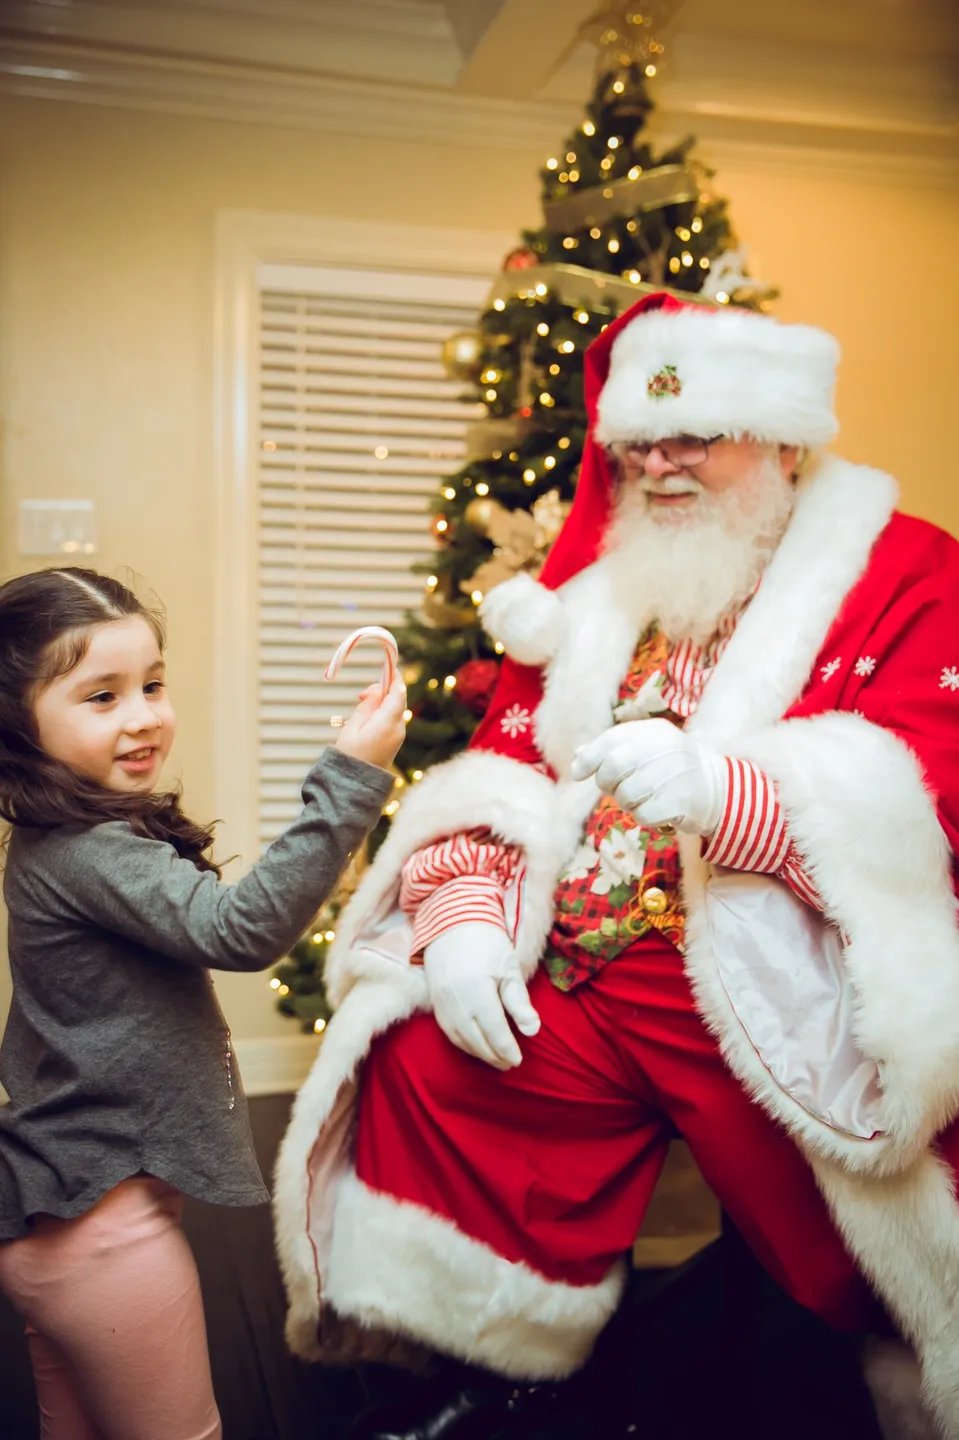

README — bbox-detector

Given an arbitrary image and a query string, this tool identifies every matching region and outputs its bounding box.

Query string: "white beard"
[602,456,795,645]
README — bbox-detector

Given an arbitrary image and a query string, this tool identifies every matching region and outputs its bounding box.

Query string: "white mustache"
[639,475,703,497]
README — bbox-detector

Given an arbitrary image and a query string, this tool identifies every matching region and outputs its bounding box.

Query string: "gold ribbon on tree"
[485,262,715,316]
[543,163,697,233]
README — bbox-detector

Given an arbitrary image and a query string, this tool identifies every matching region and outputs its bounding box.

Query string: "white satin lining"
[705,869,884,1140]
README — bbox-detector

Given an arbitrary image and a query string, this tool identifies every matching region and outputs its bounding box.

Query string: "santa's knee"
[364,1008,477,1114]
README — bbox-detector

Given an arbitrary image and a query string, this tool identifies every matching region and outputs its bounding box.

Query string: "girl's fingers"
[347,681,407,729]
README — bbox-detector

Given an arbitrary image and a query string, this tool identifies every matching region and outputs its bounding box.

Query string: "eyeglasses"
[606,435,725,468]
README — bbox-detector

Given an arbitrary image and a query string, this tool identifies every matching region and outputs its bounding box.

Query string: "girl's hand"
[334,677,407,772]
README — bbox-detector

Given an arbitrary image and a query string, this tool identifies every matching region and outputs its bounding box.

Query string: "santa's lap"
[355,933,877,1332]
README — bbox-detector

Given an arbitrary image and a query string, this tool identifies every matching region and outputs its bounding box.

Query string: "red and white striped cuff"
[400,831,522,911]
[702,757,823,911]
[410,876,511,955]
[703,758,790,873]
[780,845,823,911]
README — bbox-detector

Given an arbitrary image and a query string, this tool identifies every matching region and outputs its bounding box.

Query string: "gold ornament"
[464,498,496,534]
[467,555,523,596]
[459,489,572,598]
[442,330,482,382]
[531,488,572,548]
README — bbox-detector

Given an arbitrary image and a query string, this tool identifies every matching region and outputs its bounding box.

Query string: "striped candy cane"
[324,626,399,706]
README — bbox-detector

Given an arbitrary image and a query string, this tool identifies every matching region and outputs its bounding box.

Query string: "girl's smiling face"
[33,615,176,794]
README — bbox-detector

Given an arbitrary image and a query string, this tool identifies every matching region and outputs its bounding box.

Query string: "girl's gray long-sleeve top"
[0,748,393,1238]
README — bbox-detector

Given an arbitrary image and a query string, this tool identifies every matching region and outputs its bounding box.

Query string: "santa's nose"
[642,445,681,479]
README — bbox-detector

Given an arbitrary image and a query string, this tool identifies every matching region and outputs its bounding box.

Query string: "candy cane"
[324,625,399,700]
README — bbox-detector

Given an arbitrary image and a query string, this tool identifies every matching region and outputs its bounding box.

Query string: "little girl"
[0,566,406,1440]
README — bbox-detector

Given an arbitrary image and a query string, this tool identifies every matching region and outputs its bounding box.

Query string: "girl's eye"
[86,691,115,705]
[144,681,164,696]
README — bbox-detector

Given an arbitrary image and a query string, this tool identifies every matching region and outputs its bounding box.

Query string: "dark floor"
[0,1095,884,1440]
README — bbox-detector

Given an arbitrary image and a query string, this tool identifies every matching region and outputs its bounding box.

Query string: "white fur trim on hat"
[594,305,839,448]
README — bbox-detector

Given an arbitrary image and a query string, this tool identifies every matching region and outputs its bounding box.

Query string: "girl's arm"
[47,749,394,971]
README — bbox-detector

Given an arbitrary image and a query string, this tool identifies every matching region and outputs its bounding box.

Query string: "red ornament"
[454,658,502,716]
[503,246,539,273]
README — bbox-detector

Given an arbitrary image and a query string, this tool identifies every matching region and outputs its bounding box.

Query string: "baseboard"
[234,1033,321,1096]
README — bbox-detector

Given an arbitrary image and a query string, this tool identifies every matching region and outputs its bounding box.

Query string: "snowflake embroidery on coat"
[500,704,533,737]
[820,657,842,683]
[854,656,876,677]
[940,667,959,692]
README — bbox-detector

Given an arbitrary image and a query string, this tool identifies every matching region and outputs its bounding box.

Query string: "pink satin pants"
[0,1174,221,1440]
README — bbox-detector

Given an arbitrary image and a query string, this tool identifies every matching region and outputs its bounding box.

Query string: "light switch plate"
[18,500,98,557]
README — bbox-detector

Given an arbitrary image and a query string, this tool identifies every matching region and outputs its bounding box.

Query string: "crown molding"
[689,132,959,191]
[0,38,579,152]
[2,0,462,88]
[1,35,956,188]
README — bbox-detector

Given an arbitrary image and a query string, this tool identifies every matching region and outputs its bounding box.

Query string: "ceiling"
[1,0,956,175]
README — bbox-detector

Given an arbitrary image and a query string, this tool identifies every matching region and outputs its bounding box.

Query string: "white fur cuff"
[324,1171,626,1379]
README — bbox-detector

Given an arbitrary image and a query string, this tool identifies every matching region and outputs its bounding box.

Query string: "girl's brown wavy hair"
[0,567,219,873]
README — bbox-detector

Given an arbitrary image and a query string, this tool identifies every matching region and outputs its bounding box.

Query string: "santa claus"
[275,292,959,1440]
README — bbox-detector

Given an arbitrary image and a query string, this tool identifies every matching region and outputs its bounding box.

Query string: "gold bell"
[641,886,668,916]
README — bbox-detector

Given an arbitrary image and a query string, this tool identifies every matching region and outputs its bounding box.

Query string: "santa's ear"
[480,573,566,667]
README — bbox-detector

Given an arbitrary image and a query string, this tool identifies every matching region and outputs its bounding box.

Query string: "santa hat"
[473,293,840,744]
[539,293,838,589]
[596,294,838,451]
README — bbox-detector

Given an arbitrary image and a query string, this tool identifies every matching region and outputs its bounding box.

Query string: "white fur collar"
[533,456,897,773]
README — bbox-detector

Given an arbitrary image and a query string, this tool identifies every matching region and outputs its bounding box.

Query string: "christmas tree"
[272,4,774,1027]
[394,7,773,781]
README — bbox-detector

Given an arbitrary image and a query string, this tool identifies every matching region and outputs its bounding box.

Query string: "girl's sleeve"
[49,749,394,971]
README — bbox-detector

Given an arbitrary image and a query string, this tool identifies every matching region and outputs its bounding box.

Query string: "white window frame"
[212,211,515,870]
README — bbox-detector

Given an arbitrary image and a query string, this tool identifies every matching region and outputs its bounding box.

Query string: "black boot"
[350,1362,576,1440]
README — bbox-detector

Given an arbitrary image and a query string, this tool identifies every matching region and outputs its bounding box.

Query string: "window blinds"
[255,263,486,846]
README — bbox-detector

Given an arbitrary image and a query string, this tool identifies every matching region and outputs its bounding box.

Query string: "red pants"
[356,936,876,1331]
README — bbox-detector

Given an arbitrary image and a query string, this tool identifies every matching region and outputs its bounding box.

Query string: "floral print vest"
[544,628,685,992]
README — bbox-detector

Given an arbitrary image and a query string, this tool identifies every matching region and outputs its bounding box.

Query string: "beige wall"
[1,93,957,1045]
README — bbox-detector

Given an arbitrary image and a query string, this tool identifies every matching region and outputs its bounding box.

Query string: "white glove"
[571,719,728,836]
[423,922,541,1071]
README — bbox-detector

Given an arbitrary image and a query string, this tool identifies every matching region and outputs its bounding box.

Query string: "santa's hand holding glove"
[424,923,541,1071]
[572,719,728,836]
